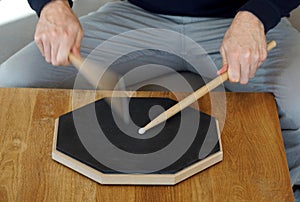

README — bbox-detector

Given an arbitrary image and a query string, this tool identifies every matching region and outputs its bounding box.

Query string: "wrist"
[51,0,70,5]
[40,0,71,17]
[235,11,265,32]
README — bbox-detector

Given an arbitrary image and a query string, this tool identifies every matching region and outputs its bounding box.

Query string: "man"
[0,0,300,198]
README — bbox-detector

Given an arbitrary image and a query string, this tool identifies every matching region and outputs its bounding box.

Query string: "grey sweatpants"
[0,1,300,187]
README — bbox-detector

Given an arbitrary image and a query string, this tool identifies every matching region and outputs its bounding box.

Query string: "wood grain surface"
[0,88,293,201]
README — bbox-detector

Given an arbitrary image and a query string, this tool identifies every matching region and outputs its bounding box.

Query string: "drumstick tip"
[138,128,145,135]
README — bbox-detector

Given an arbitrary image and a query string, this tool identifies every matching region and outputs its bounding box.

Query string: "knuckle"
[62,30,69,38]
[241,66,250,74]
[34,35,40,42]
[34,33,45,42]
[50,30,58,38]
[252,52,260,62]
[39,33,48,42]
[242,49,251,59]
[230,50,239,58]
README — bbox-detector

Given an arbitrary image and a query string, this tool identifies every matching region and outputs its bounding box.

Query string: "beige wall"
[289,6,300,31]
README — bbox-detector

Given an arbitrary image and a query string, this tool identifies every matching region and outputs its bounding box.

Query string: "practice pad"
[52,97,222,185]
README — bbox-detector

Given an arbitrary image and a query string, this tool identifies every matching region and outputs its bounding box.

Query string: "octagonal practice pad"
[52,97,222,185]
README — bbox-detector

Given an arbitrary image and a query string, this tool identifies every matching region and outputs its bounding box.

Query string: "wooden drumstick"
[69,53,130,123]
[68,53,83,69]
[138,40,277,134]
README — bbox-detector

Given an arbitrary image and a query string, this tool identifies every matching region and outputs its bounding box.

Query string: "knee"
[0,59,41,88]
[276,91,300,130]
[0,43,46,88]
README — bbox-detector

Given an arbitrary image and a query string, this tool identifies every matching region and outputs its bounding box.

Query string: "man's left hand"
[218,11,267,84]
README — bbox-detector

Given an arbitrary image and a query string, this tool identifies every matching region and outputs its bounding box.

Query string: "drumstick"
[68,53,83,69]
[69,53,130,123]
[138,40,277,134]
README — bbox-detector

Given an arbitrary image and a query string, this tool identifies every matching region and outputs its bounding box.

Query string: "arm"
[28,0,83,66]
[239,0,300,32]
[218,0,300,84]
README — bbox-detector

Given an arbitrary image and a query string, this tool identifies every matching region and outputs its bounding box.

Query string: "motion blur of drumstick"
[138,40,277,135]
[69,53,130,123]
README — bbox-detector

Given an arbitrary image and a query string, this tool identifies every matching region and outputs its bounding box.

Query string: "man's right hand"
[34,0,83,66]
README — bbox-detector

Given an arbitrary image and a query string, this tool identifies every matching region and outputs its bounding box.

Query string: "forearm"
[238,0,300,32]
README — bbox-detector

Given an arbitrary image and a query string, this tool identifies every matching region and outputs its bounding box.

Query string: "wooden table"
[0,88,293,201]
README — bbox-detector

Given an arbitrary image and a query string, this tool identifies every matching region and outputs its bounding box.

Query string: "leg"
[184,16,300,191]
[0,43,80,88]
[227,19,300,187]
[266,19,300,187]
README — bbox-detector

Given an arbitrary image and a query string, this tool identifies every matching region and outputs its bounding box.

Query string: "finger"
[220,46,228,66]
[34,30,46,57]
[35,39,45,57]
[217,64,228,75]
[257,58,264,69]
[56,34,76,66]
[68,31,83,66]
[226,50,241,83]
[72,30,83,57]
[239,57,250,84]
[249,59,260,78]
[257,44,268,68]
[43,40,51,64]
[249,49,262,79]
[57,44,71,66]
[51,41,59,66]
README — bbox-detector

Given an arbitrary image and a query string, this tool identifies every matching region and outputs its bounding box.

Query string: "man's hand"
[34,0,83,66]
[218,11,267,84]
